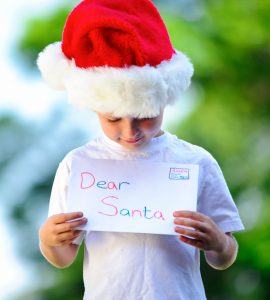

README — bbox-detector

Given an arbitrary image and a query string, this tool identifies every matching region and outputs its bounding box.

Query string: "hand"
[173,211,227,253]
[39,212,88,248]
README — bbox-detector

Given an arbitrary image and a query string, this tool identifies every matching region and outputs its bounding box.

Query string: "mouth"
[121,136,144,144]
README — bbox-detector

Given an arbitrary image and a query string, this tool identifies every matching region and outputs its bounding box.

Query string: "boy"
[38,0,244,299]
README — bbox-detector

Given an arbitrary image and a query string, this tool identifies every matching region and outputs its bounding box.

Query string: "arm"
[173,211,238,270]
[39,212,87,268]
[204,232,238,270]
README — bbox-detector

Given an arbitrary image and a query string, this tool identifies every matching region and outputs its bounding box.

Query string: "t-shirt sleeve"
[48,158,85,245]
[197,157,244,233]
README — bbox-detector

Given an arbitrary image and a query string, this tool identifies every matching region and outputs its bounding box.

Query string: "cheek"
[101,122,118,138]
[108,125,119,137]
[141,120,162,134]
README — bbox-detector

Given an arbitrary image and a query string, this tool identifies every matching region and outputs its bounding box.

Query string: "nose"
[122,118,140,138]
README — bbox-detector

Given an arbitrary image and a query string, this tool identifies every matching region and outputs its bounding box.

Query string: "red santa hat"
[37,0,193,118]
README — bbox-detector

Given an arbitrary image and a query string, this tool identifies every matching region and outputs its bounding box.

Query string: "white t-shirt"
[49,131,244,300]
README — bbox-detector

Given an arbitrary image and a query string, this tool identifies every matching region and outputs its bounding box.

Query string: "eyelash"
[107,117,153,123]
[107,118,121,123]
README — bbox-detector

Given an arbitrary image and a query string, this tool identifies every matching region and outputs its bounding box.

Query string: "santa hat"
[37,0,193,118]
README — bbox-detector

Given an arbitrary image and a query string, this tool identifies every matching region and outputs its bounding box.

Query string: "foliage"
[0,109,87,300]
[17,5,72,70]
[3,0,269,299]
[163,1,270,299]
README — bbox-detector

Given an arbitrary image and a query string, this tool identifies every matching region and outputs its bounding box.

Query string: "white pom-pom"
[159,51,194,105]
[37,42,71,90]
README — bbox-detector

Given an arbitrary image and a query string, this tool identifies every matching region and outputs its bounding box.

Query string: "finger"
[174,218,206,232]
[50,230,82,246]
[174,226,205,240]
[61,235,82,246]
[53,212,84,224]
[173,211,207,222]
[61,239,77,246]
[55,217,87,234]
[179,235,205,250]
[57,230,82,243]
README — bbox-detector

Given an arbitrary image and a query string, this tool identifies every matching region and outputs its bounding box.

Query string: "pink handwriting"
[81,172,130,190]
[98,196,165,221]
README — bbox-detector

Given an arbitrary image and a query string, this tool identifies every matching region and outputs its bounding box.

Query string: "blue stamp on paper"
[169,168,190,180]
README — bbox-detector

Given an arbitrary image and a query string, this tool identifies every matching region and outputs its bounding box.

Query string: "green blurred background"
[1,0,270,299]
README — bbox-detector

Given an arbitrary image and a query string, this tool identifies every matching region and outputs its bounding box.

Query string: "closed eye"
[140,117,153,121]
[107,118,121,123]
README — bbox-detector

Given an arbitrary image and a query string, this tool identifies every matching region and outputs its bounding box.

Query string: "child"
[38,0,244,299]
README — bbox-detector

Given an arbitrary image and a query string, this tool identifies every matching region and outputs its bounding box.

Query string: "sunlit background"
[1,0,270,299]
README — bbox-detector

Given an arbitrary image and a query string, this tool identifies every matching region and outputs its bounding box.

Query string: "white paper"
[67,159,199,235]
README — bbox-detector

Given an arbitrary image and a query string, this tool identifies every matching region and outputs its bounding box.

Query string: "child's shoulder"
[168,133,217,166]
[60,137,103,165]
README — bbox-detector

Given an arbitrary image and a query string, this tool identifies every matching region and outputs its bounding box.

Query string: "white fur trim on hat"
[37,42,193,118]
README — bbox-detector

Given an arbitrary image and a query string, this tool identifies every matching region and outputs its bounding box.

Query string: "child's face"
[97,110,164,149]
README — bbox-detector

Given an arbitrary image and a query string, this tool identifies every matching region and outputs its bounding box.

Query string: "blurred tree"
[162,1,270,299]
[6,0,270,299]
[0,109,87,300]
[17,1,77,70]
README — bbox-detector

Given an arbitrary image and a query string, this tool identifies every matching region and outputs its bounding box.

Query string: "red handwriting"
[98,196,165,221]
[81,172,130,190]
